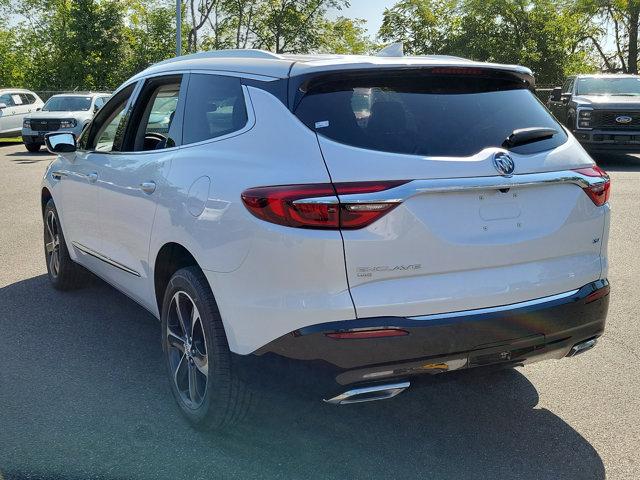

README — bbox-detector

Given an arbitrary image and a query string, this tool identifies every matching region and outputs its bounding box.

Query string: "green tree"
[379,0,598,84]
[250,0,348,53]
[321,16,373,54]
[577,0,640,73]
[378,0,460,55]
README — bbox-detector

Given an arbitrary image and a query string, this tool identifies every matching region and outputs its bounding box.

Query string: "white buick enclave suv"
[41,50,611,428]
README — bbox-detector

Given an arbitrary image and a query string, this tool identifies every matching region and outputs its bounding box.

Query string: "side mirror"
[0,103,7,109]
[551,87,562,102]
[45,132,77,153]
[94,105,99,113]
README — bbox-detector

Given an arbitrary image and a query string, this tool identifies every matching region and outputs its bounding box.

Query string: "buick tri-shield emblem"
[616,115,633,124]
[493,152,515,177]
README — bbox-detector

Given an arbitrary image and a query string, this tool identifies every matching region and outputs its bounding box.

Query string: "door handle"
[87,172,98,184]
[140,181,156,194]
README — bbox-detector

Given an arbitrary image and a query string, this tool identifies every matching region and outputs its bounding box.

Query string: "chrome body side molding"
[72,242,141,277]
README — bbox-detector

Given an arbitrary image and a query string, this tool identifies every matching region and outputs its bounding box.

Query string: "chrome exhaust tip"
[323,381,410,405]
[567,338,598,357]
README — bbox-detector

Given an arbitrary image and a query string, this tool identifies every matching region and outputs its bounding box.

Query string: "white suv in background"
[22,92,111,152]
[41,50,611,429]
[0,89,43,138]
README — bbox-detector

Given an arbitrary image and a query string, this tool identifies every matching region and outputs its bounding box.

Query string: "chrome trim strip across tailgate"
[328,170,605,204]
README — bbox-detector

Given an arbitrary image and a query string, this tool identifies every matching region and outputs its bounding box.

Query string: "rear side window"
[294,72,567,156]
[182,74,247,145]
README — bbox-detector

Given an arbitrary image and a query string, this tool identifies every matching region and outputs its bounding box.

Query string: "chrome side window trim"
[72,241,141,277]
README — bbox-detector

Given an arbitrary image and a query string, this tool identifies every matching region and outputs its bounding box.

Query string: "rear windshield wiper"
[502,127,557,149]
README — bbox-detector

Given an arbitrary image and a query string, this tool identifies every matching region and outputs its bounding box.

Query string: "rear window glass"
[182,74,248,145]
[294,72,567,156]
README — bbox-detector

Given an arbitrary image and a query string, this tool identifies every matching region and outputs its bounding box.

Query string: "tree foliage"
[379,0,600,84]
[0,0,638,90]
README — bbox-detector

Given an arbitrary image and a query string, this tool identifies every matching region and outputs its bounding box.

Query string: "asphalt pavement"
[0,142,638,480]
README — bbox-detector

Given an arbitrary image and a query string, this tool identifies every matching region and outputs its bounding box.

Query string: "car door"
[0,93,18,135]
[9,92,30,128]
[551,77,574,125]
[61,83,138,271]
[95,74,185,310]
[294,70,606,319]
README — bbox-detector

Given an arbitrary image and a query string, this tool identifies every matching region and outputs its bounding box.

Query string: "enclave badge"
[493,152,515,177]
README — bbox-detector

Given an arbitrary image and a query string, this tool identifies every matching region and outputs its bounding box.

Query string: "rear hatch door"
[294,68,608,319]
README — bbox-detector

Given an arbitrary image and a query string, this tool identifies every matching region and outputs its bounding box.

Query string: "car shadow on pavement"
[0,274,605,480]
[592,152,640,172]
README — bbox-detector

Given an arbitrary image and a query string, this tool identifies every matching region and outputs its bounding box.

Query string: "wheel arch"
[153,242,207,318]
[41,187,53,215]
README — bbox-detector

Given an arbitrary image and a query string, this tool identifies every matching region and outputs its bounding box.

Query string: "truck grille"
[591,111,640,129]
[29,119,62,132]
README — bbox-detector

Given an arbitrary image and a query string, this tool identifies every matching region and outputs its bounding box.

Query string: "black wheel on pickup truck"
[25,142,41,153]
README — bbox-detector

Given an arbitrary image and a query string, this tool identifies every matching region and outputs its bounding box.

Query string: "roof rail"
[155,49,284,66]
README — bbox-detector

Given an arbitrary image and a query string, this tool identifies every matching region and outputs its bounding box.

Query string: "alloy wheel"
[45,210,61,278]
[166,291,209,409]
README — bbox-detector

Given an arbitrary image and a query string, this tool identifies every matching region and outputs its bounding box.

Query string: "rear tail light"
[241,180,408,229]
[574,166,610,206]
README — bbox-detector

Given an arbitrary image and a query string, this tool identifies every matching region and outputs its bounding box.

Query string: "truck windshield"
[576,77,640,96]
[43,96,92,111]
[294,71,566,156]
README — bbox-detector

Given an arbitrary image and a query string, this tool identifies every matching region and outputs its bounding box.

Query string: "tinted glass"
[182,74,247,145]
[0,94,14,106]
[87,85,135,152]
[130,78,182,151]
[295,72,567,156]
[576,77,640,96]
[43,96,93,111]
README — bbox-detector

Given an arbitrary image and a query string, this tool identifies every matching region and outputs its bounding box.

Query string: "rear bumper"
[234,280,609,396]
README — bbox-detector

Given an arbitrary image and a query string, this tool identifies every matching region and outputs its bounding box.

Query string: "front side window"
[127,76,182,151]
[43,96,93,112]
[182,74,247,145]
[85,84,135,152]
[295,71,568,157]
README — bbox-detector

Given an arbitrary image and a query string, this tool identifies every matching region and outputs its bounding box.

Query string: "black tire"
[161,266,252,429]
[43,199,87,290]
[25,142,41,153]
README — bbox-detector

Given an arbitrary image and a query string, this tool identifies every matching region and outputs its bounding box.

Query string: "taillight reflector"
[574,166,610,206]
[241,180,408,229]
[325,328,409,339]
[585,285,610,304]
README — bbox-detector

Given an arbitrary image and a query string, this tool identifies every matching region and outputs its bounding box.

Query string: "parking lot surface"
[0,142,638,480]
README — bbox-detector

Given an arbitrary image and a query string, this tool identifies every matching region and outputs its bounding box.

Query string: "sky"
[328,0,393,37]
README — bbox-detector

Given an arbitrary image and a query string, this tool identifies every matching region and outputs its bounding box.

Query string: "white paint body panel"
[318,135,607,319]
[41,56,609,356]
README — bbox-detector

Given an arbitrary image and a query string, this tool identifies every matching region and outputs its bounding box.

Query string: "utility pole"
[176,0,181,57]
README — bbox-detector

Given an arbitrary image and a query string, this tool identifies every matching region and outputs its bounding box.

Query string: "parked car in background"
[548,74,640,153]
[0,89,44,139]
[41,50,610,429]
[22,92,111,152]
